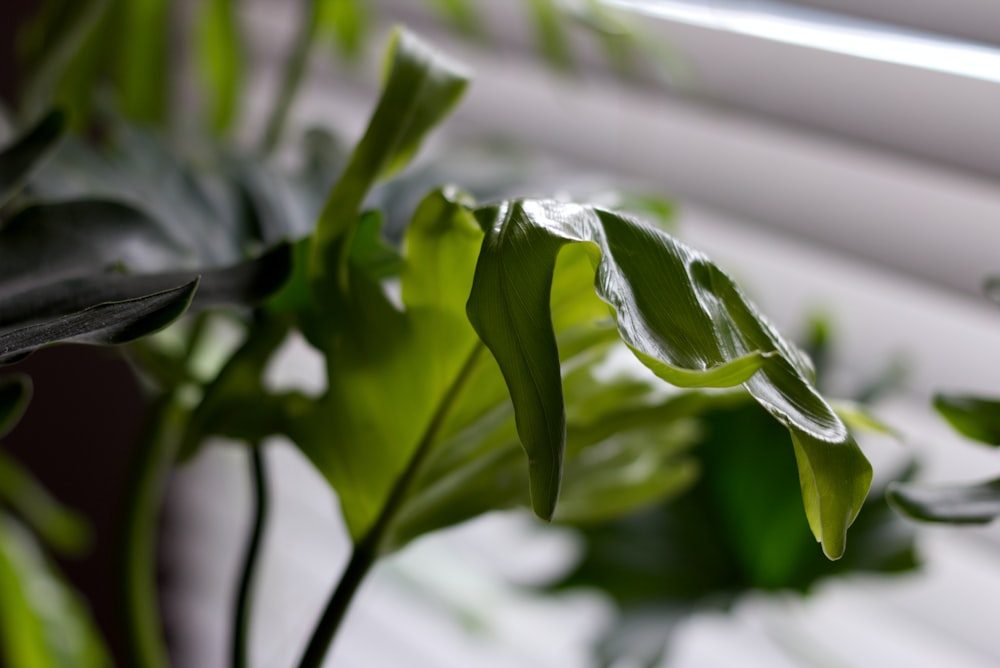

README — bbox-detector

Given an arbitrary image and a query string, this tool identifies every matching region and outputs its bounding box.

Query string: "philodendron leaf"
[467,200,872,558]
[0,376,31,439]
[0,243,291,331]
[0,110,65,208]
[0,281,197,364]
[309,27,469,303]
[0,200,188,298]
[0,516,109,668]
[933,394,1000,446]
[292,189,486,541]
[888,478,1000,524]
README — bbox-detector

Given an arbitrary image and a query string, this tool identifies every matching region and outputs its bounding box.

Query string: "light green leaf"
[0,516,110,668]
[0,280,197,364]
[196,0,243,132]
[309,27,470,303]
[0,452,91,557]
[934,394,1000,446]
[888,478,1000,524]
[466,200,871,557]
[0,110,64,207]
[294,189,485,541]
[112,0,170,123]
[317,0,370,57]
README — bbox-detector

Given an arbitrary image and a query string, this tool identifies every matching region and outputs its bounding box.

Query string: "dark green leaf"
[0,280,197,364]
[888,477,1000,524]
[309,27,470,303]
[0,452,91,556]
[0,242,291,335]
[196,0,243,131]
[0,376,31,439]
[0,516,109,668]
[466,200,871,558]
[0,110,64,207]
[934,394,1000,446]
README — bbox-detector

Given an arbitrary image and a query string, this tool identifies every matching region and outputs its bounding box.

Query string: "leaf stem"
[260,0,322,155]
[295,343,484,668]
[118,394,182,668]
[231,444,270,668]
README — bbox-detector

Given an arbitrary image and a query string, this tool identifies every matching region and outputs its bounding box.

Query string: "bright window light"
[607,0,1000,84]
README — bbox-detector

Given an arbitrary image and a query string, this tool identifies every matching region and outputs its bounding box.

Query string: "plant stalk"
[260,0,322,155]
[118,394,184,668]
[232,445,270,668]
[295,344,484,668]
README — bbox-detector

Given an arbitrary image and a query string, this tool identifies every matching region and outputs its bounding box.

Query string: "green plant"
[0,4,897,667]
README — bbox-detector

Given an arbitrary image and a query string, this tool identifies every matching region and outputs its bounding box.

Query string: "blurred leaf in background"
[552,396,917,668]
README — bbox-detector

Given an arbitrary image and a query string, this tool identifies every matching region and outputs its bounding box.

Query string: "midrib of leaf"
[364,342,484,552]
[296,343,484,668]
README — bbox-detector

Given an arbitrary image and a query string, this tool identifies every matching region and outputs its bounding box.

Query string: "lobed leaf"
[467,200,872,558]
[309,27,470,303]
[293,189,485,541]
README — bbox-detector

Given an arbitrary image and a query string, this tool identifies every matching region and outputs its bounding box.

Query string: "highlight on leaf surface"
[466,199,872,558]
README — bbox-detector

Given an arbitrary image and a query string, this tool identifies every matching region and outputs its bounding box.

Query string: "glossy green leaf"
[0,452,91,556]
[0,516,109,668]
[933,394,1000,446]
[888,477,1000,524]
[467,200,871,557]
[309,27,470,303]
[196,0,243,131]
[294,189,485,541]
[0,110,64,207]
[0,281,197,364]
[0,376,31,440]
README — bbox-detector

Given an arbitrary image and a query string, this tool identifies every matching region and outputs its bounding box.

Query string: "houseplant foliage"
[0,4,888,667]
[888,284,1000,523]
